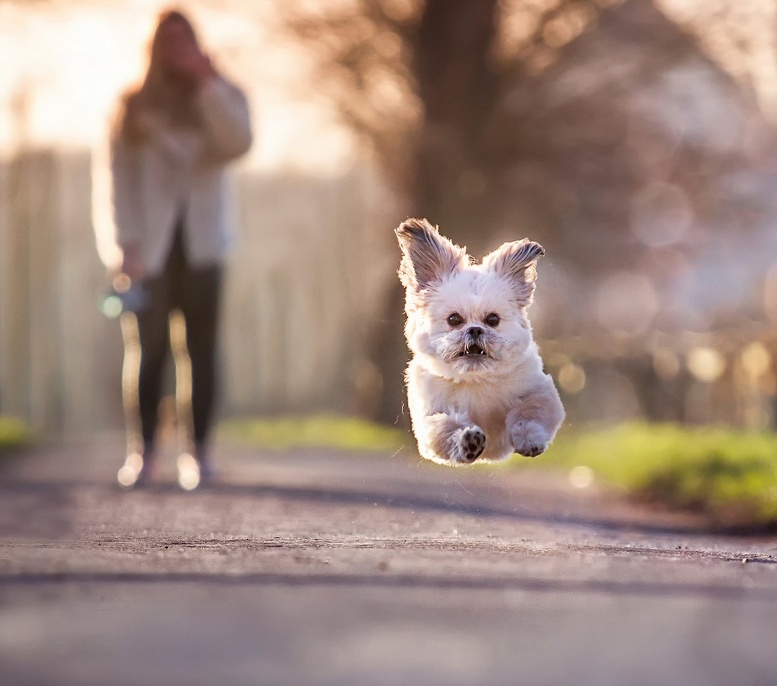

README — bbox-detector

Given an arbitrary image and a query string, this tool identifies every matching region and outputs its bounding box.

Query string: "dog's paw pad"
[460,427,486,461]
[511,421,549,458]
[516,442,546,458]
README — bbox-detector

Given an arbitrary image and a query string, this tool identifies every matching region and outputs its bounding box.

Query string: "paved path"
[1,436,777,685]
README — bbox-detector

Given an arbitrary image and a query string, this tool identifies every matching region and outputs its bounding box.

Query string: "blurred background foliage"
[278,0,777,426]
[0,415,29,453]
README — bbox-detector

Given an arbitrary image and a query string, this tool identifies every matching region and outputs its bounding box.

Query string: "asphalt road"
[1,436,777,685]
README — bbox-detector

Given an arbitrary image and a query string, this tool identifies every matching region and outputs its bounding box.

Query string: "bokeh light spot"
[558,362,586,394]
[687,347,726,383]
[741,342,770,379]
[569,465,594,489]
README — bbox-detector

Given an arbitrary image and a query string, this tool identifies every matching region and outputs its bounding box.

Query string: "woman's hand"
[188,51,217,85]
[170,42,217,86]
[120,244,146,282]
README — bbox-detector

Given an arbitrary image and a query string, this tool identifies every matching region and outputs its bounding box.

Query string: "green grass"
[218,414,410,454]
[0,416,31,453]
[219,414,777,530]
[528,422,777,530]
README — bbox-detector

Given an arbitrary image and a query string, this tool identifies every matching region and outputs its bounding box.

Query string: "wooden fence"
[0,149,398,437]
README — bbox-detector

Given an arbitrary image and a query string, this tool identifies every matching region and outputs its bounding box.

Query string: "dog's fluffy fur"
[396,218,564,466]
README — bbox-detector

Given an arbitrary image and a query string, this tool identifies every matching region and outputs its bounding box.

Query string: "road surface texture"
[1,436,777,685]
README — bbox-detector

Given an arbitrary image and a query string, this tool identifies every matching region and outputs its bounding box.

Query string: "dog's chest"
[439,379,512,430]
[442,381,515,459]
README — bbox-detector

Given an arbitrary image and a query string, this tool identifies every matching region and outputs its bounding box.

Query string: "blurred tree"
[282,0,613,243]
[281,0,776,424]
[280,0,612,422]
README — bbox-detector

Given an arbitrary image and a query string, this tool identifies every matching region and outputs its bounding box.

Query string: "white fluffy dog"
[396,218,564,466]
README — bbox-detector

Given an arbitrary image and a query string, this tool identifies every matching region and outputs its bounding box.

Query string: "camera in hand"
[100,274,150,319]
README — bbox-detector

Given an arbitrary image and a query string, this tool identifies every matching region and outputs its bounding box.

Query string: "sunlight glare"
[0,2,355,173]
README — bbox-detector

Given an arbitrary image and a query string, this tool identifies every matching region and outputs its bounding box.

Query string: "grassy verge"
[0,416,31,454]
[526,422,777,530]
[218,414,410,454]
[219,414,777,530]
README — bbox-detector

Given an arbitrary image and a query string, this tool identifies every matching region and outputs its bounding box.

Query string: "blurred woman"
[93,9,252,487]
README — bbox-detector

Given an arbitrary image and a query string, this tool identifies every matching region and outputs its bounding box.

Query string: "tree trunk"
[411,0,501,247]
[371,0,503,424]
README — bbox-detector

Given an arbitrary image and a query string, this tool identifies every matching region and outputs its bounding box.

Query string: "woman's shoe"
[176,453,201,490]
[117,452,155,488]
[176,452,218,490]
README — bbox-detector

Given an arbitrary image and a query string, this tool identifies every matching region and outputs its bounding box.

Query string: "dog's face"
[396,219,544,380]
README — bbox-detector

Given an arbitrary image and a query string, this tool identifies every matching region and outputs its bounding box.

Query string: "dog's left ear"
[396,218,467,292]
[482,239,545,307]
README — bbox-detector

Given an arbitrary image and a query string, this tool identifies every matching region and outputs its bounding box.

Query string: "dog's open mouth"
[458,342,487,357]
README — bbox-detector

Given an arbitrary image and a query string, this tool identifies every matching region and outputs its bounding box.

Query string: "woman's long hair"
[115,9,202,144]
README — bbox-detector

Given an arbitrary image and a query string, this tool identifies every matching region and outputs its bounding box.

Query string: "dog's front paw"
[511,420,549,458]
[449,426,486,464]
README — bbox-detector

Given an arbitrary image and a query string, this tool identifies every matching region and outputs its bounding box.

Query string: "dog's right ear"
[482,239,545,307]
[395,218,467,291]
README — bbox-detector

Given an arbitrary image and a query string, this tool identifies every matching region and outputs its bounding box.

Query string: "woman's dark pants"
[135,231,222,456]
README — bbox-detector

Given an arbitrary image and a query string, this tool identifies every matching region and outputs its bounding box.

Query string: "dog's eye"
[485,313,500,327]
[447,313,464,327]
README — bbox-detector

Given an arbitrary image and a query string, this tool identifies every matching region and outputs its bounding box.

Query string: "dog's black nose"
[467,326,484,339]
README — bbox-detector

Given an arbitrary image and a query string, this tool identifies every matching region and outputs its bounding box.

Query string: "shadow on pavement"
[0,478,730,538]
[2,570,777,600]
